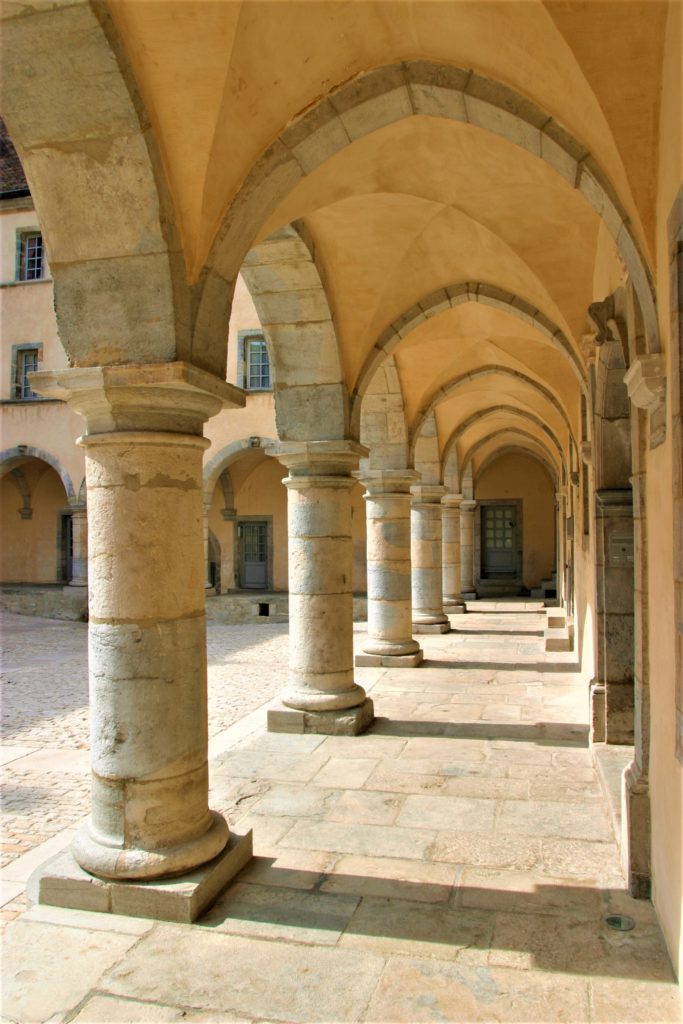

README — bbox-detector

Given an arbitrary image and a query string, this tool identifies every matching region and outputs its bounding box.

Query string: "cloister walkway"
[1,605,680,1023]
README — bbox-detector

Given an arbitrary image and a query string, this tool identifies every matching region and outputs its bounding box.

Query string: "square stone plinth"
[413,622,451,634]
[29,831,253,924]
[268,698,374,735]
[355,650,424,668]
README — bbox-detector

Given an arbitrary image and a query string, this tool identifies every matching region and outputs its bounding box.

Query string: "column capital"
[441,492,464,510]
[411,484,447,505]
[354,468,419,495]
[460,498,477,513]
[30,362,245,435]
[266,440,368,477]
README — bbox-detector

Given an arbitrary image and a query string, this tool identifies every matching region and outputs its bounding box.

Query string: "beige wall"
[649,0,682,978]
[476,453,555,588]
[0,459,68,582]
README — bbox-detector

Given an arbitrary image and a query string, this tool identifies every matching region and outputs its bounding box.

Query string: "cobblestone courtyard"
[1,605,681,1022]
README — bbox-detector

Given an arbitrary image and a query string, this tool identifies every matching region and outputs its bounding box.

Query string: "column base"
[444,599,467,614]
[356,650,423,668]
[30,830,253,924]
[268,698,374,735]
[73,809,229,881]
[622,761,651,899]
[605,679,635,745]
[589,680,606,744]
[413,621,450,634]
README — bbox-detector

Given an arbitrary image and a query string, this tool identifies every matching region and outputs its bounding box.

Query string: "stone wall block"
[27,134,166,265]
[288,593,354,674]
[367,564,411,602]
[53,254,178,367]
[288,487,350,538]
[274,383,347,441]
[330,66,412,141]
[288,536,353,594]
[88,618,208,780]
[281,98,349,174]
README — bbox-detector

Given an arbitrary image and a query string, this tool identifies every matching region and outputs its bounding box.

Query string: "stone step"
[544,625,573,652]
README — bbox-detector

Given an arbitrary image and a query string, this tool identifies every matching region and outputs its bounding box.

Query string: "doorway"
[481,502,520,579]
[237,518,271,589]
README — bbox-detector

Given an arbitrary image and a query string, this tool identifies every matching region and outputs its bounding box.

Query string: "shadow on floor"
[200,861,674,983]
[422,659,581,673]
[449,628,545,637]
[369,718,589,745]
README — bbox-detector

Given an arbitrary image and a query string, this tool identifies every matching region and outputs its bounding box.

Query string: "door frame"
[235,515,273,590]
[475,498,523,590]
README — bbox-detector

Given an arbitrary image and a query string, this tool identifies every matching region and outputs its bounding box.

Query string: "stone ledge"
[268,699,374,735]
[28,831,253,924]
[544,627,572,652]
[355,650,424,668]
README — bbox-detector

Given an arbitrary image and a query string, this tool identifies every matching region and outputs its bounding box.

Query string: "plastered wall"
[0,460,67,582]
[475,453,555,588]
[649,0,683,977]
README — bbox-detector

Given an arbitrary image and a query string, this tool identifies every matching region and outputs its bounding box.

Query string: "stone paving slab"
[1,605,680,1023]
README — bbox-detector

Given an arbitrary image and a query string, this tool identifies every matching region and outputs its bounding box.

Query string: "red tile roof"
[0,118,29,198]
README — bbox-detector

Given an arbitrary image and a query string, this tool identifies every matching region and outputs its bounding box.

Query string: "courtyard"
[1,605,679,1023]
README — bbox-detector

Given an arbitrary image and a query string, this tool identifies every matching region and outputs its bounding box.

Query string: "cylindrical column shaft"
[203,501,214,590]
[442,494,465,612]
[75,431,227,879]
[267,442,373,735]
[356,471,422,667]
[460,499,477,599]
[30,362,246,882]
[411,484,450,634]
[68,505,88,587]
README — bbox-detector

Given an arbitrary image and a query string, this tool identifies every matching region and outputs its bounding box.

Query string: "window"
[11,345,41,399]
[244,335,270,391]
[16,231,44,281]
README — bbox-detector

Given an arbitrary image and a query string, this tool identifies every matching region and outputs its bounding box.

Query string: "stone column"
[459,499,477,600]
[555,489,566,606]
[355,470,423,668]
[442,494,466,613]
[32,364,246,883]
[266,441,374,735]
[411,484,450,633]
[203,501,215,592]
[622,464,650,897]
[594,488,634,745]
[68,504,88,587]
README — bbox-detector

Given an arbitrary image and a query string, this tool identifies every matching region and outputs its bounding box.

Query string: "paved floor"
[1,604,680,1022]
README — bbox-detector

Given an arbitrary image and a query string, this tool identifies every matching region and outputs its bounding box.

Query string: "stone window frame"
[15,228,45,282]
[9,342,43,400]
[237,330,272,392]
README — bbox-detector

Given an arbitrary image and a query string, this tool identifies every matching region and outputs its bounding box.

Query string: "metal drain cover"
[605,914,635,931]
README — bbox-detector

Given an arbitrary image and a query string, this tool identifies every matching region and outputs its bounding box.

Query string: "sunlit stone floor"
[2,602,680,1023]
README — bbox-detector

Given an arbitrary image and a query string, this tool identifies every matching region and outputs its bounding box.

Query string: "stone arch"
[0,446,75,502]
[440,404,565,487]
[1,3,191,370]
[358,356,409,471]
[240,222,347,441]
[204,437,278,504]
[410,366,575,457]
[475,445,558,488]
[412,413,440,484]
[201,61,658,374]
[461,428,562,483]
[352,281,587,423]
